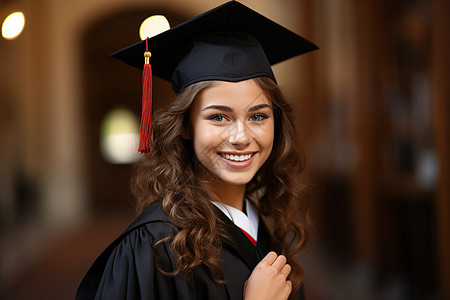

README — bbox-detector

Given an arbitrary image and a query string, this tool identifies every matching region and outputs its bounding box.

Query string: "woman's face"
[189,79,274,186]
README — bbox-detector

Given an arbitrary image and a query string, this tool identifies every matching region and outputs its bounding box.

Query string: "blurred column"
[349,0,386,264]
[430,0,450,298]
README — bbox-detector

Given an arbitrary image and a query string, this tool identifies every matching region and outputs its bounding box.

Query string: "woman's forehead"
[195,80,271,109]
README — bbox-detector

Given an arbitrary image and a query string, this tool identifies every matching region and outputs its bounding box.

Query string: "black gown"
[76,201,305,299]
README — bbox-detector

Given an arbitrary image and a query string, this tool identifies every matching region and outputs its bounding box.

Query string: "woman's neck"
[205,180,246,211]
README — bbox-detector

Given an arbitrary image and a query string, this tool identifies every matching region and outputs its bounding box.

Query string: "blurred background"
[0,0,448,299]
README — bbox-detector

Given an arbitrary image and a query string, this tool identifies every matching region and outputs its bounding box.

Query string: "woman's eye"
[208,114,226,122]
[249,113,269,121]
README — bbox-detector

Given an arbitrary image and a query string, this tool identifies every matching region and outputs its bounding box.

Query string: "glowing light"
[139,15,170,40]
[2,12,25,40]
[100,107,142,164]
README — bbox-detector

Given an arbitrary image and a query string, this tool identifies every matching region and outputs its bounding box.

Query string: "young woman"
[77,1,317,299]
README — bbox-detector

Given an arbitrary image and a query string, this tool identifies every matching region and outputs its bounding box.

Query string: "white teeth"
[221,153,252,161]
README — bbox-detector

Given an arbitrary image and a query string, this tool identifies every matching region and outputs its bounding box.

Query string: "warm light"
[100,107,142,164]
[139,15,170,40]
[2,12,25,40]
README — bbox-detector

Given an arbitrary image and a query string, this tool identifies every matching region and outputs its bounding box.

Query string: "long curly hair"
[132,76,310,292]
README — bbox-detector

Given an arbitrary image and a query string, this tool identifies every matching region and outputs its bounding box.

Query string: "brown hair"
[132,77,309,292]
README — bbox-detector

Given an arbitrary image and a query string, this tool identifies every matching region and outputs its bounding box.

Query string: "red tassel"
[138,37,152,153]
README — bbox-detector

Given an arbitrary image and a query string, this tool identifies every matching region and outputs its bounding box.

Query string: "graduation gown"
[76,201,305,299]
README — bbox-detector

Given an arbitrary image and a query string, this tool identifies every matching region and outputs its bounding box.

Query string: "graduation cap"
[111,0,318,153]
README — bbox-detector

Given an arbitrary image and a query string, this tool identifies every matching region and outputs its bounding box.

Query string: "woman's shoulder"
[101,200,177,262]
[76,201,177,299]
[127,200,175,235]
[115,200,176,248]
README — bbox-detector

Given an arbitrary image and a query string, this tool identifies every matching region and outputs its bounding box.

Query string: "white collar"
[212,199,259,241]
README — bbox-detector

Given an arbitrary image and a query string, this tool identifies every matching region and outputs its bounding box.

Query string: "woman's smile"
[218,152,256,169]
[219,152,254,162]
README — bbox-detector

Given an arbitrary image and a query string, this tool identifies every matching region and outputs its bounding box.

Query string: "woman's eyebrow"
[248,104,272,112]
[202,105,233,112]
[202,103,271,112]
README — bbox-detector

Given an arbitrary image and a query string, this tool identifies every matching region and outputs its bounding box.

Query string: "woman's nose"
[227,119,251,146]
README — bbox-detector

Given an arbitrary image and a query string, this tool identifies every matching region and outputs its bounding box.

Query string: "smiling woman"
[76,2,317,299]
[128,75,308,299]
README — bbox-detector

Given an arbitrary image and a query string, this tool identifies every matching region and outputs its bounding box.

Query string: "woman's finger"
[272,254,287,271]
[280,263,291,277]
[285,280,293,294]
[260,251,278,266]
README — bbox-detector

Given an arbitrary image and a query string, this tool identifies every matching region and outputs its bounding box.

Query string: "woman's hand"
[243,251,292,300]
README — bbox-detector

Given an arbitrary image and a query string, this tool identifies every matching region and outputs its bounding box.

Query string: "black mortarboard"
[112,0,317,93]
[111,0,318,152]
